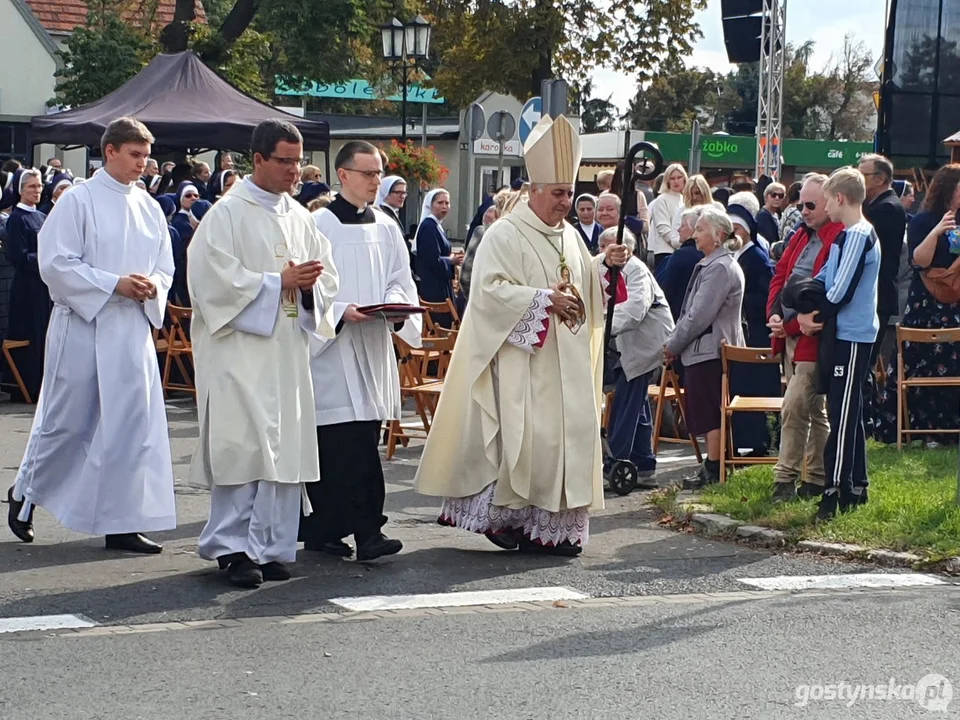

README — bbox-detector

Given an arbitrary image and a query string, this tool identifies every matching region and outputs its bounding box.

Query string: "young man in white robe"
[299,141,421,561]
[5,117,176,553]
[188,119,339,589]
[414,115,629,556]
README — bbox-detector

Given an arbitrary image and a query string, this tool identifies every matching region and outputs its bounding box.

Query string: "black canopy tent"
[30,51,329,164]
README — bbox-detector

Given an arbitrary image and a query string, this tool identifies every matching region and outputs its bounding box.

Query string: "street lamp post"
[380,15,432,147]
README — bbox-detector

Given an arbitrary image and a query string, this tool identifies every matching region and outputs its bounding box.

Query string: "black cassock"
[4,206,52,400]
[298,195,391,547]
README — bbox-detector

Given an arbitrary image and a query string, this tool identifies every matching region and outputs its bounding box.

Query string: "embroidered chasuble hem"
[506,289,551,352]
[438,482,590,546]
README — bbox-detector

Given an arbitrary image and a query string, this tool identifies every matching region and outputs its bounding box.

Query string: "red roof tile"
[24,0,206,35]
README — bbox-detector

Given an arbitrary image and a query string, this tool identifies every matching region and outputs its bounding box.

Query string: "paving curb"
[663,495,960,571]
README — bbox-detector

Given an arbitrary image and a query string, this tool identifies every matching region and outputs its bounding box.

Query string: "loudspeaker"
[878,0,960,169]
[721,0,764,64]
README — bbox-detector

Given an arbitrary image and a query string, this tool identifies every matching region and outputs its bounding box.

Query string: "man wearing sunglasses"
[858,153,906,363]
[765,174,845,503]
[757,182,786,247]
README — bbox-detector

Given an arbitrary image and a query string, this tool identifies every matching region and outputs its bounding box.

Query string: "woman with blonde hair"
[300,164,323,184]
[647,163,687,270]
[664,206,745,489]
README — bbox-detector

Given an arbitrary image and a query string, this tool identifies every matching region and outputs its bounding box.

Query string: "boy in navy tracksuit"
[797,167,880,520]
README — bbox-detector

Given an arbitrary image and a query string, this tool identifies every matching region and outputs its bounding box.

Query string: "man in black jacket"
[858,153,906,361]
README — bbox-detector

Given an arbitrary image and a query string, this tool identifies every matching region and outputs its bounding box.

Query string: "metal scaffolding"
[756,0,787,179]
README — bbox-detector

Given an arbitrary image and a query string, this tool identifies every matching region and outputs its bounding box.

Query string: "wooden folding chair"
[648,364,702,462]
[896,325,960,449]
[419,298,460,335]
[162,305,196,398]
[719,343,783,483]
[1,339,33,404]
[385,333,454,459]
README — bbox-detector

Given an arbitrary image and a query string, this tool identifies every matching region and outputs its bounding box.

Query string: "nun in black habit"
[728,201,777,456]
[4,168,52,401]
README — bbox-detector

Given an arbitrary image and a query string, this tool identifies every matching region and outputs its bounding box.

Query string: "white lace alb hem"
[506,289,551,353]
[439,482,589,546]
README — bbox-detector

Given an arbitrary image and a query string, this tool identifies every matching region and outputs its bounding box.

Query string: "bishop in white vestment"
[414,116,628,556]
[300,141,421,561]
[188,121,339,588]
[7,118,176,553]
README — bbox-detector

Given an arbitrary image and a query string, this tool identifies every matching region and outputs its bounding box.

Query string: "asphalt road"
[1,399,958,719]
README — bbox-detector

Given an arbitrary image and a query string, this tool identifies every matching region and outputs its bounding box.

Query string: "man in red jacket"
[766,174,844,503]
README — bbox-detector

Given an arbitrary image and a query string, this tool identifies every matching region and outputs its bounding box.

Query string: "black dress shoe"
[104,533,163,554]
[771,482,797,504]
[303,539,353,557]
[5,486,34,543]
[798,482,824,499]
[356,533,403,561]
[518,537,582,557]
[228,558,263,588]
[485,530,519,550]
[259,561,292,582]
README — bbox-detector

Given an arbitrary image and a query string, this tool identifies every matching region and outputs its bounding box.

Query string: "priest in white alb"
[300,140,421,562]
[414,115,628,556]
[188,119,339,589]
[6,117,176,553]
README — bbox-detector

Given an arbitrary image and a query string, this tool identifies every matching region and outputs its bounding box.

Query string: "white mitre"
[522,114,582,185]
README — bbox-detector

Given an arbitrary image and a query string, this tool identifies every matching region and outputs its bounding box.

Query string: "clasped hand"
[115,274,157,302]
[548,282,580,322]
[281,260,324,292]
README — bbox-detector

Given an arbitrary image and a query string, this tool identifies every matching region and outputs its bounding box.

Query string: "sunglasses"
[802,201,818,211]
[184,194,199,200]
[769,192,785,199]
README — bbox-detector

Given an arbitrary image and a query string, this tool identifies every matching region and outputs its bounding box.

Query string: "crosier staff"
[603,142,664,353]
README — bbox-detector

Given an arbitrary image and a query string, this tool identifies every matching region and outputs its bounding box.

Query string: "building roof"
[23,0,205,35]
[945,130,960,145]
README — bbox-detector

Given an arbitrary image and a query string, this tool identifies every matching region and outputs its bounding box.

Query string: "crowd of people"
[1,111,958,585]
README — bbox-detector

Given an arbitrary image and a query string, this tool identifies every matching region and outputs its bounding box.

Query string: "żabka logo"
[702,139,739,159]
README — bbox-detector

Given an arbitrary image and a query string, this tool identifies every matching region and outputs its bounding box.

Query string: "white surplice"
[310,206,421,425]
[12,170,176,535]
[188,178,338,564]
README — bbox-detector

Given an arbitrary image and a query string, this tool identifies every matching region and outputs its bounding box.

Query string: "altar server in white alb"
[5,117,176,554]
[415,115,629,556]
[299,141,421,562]
[188,119,339,589]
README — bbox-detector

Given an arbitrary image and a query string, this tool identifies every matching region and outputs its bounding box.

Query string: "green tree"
[576,81,618,133]
[423,0,708,108]
[53,0,156,107]
[626,66,738,132]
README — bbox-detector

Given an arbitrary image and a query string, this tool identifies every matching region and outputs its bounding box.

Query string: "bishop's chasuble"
[414,199,623,547]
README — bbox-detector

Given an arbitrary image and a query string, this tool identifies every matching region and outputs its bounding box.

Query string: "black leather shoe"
[518,537,582,557]
[798,482,824,499]
[485,530,519,550]
[5,486,34,543]
[228,558,263,588]
[104,533,163,554]
[356,533,402,561]
[303,539,354,557]
[259,561,292,582]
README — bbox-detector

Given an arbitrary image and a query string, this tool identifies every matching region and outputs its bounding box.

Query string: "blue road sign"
[519,97,542,146]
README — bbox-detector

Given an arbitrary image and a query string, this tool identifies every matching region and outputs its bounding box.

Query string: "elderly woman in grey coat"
[664,206,745,489]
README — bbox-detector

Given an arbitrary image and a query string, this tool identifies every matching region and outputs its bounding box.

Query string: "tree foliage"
[54,0,156,107]
[575,81,617,133]
[626,35,877,142]
[423,0,707,108]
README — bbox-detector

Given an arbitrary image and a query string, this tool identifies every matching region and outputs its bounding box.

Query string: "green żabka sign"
[276,79,445,104]
[644,131,873,169]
